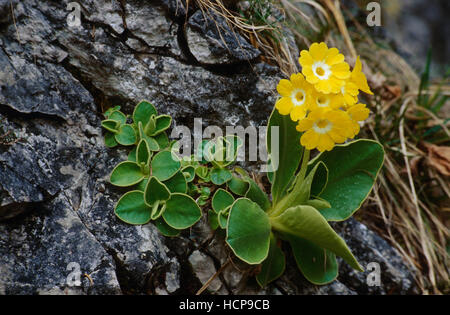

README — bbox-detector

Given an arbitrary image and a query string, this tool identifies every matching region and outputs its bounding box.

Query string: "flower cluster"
[275,42,373,152]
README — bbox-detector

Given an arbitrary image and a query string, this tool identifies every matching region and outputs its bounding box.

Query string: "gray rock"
[0,0,418,295]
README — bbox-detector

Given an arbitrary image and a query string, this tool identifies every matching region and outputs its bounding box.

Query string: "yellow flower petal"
[325,49,344,65]
[299,50,314,66]
[331,63,351,79]
[275,97,293,115]
[302,67,319,84]
[317,134,334,152]
[351,56,373,95]
[310,42,328,60]
[277,79,293,97]
[300,129,319,150]
[290,106,307,122]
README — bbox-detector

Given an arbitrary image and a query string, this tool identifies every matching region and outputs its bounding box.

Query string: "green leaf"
[102,120,119,133]
[144,177,171,206]
[308,139,384,221]
[163,193,202,229]
[115,191,151,225]
[212,189,234,213]
[210,167,232,185]
[182,166,195,183]
[152,151,181,181]
[218,209,229,229]
[104,132,118,148]
[128,146,137,162]
[284,233,338,285]
[137,139,151,165]
[256,233,285,287]
[163,171,187,193]
[306,198,331,211]
[115,124,137,146]
[195,165,210,180]
[154,217,180,237]
[110,161,144,187]
[154,132,170,150]
[138,122,160,151]
[104,106,121,118]
[309,162,328,197]
[226,198,271,264]
[208,209,219,230]
[133,100,157,127]
[227,175,249,196]
[152,115,172,136]
[245,177,270,211]
[270,205,363,271]
[151,202,166,220]
[267,109,303,205]
[279,161,327,213]
[109,111,127,124]
[135,178,148,192]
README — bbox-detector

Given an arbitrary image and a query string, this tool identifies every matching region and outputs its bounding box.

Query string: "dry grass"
[188,0,449,294]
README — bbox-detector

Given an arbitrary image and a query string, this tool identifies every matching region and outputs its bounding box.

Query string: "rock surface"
[0,0,418,295]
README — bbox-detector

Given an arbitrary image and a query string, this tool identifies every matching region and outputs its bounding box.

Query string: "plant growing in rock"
[101,42,384,288]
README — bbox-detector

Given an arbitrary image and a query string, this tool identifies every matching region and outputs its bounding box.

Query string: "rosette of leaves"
[104,101,200,236]
[101,101,172,150]
[111,138,201,236]
[216,109,384,287]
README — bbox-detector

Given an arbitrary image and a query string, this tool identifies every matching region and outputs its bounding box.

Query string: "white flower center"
[291,89,306,107]
[312,61,331,80]
[313,119,332,134]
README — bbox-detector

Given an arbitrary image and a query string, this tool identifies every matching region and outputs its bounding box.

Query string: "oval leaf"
[110,161,144,187]
[256,233,286,287]
[227,175,249,196]
[109,111,127,124]
[133,100,157,127]
[137,139,151,165]
[104,132,118,148]
[152,115,172,136]
[163,171,187,193]
[284,233,338,285]
[152,151,181,181]
[267,108,303,205]
[154,217,180,237]
[115,191,151,225]
[245,177,270,211]
[144,177,171,206]
[101,119,119,133]
[115,124,137,146]
[138,122,159,151]
[308,139,384,221]
[270,205,363,271]
[162,193,202,229]
[210,167,232,185]
[212,189,235,213]
[226,198,271,264]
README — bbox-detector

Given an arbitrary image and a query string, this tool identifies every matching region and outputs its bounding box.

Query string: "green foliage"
[101,99,384,288]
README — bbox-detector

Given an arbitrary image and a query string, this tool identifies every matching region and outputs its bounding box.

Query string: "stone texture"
[0,0,418,295]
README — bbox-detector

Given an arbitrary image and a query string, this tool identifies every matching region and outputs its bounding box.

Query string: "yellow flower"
[275,73,312,121]
[351,56,373,95]
[296,110,352,152]
[308,90,341,112]
[338,80,359,107]
[299,42,351,94]
[346,103,370,137]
